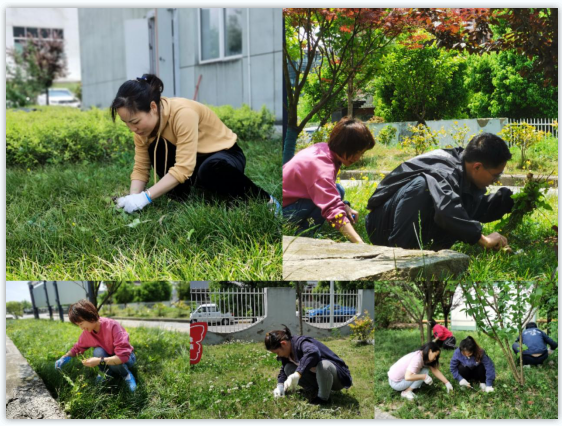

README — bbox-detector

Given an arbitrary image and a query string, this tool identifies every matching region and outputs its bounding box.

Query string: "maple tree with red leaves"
[283,8,418,163]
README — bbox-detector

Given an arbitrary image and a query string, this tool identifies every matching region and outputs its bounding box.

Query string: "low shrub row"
[7,104,276,168]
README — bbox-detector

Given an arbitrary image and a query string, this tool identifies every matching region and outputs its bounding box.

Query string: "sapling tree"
[499,122,546,167]
[458,280,548,385]
[6,301,24,319]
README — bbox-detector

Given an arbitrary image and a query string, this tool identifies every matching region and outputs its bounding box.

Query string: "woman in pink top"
[54,300,137,392]
[283,117,375,243]
[387,342,452,400]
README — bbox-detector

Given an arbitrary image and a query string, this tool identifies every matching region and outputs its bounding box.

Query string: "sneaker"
[401,390,416,400]
[310,396,329,405]
[268,195,282,217]
[479,383,487,391]
[124,372,137,392]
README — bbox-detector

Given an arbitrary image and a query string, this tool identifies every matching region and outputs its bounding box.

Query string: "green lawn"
[374,327,558,419]
[190,338,374,419]
[6,319,190,419]
[7,139,282,280]
[285,180,558,281]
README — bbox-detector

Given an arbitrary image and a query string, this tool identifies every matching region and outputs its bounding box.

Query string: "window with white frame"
[199,8,243,63]
[12,26,64,54]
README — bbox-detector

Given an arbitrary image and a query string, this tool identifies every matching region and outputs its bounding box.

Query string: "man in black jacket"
[365,133,514,250]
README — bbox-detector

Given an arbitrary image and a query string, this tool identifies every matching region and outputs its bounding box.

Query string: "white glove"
[116,192,151,214]
[423,374,433,385]
[273,383,284,398]
[459,379,470,388]
[445,382,454,393]
[283,372,301,393]
[485,386,494,393]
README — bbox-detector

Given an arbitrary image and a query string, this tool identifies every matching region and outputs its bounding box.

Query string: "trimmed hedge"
[7,103,275,168]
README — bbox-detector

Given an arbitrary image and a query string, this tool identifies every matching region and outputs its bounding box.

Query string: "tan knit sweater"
[130,97,237,184]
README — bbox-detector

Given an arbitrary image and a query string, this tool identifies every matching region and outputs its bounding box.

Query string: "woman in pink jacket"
[283,117,375,243]
[54,300,137,392]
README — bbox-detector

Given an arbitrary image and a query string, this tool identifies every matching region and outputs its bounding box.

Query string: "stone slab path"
[283,236,470,281]
[6,336,65,419]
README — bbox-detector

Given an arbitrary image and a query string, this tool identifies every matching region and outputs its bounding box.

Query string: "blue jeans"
[93,347,136,378]
[283,183,345,237]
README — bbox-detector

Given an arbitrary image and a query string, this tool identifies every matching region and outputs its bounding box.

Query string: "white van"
[190,303,233,325]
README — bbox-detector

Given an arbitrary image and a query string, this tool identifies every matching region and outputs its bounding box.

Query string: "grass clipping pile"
[495,173,557,252]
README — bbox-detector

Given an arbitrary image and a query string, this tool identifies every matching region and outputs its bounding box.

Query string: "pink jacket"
[283,143,348,228]
[70,317,134,363]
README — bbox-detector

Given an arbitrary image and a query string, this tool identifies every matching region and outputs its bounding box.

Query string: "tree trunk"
[45,87,49,106]
[418,321,425,345]
[282,126,300,164]
[347,78,354,117]
[443,308,450,329]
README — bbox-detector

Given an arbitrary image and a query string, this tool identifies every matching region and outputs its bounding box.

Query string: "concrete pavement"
[6,336,65,419]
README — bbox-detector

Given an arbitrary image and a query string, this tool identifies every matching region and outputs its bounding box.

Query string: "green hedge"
[7,103,275,168]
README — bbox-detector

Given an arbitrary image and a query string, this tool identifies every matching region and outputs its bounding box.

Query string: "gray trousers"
[388,367,429,392]
[284,361,343,400]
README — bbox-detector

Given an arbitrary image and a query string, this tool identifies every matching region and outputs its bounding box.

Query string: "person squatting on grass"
[54,300,137,392]
[512,322,558,366]
[110,74,280,213]
[430,320,457,350]
[366,133,514,251]
[450,336,495,392]
[265,325,352,405]
[387,341,453,400]
[282,117,376,243]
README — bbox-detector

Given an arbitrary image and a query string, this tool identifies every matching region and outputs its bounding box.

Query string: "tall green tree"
[374,38,468,124]
[465,51,557,118]
[6,301,23,319]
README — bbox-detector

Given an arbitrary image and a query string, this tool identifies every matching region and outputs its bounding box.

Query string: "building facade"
[78,8,282,122]
[6,8,81,82]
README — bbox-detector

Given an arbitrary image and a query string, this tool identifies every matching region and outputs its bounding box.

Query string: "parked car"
[305,304,356,323]
[189,303,233,325]
[37,88,81,108]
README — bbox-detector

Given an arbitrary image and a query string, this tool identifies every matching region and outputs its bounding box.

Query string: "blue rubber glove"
[55,355,72,370]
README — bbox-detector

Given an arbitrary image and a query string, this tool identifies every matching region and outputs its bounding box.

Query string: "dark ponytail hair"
[264,325,292,350]
[459,336,483,362]
[110,73,164,122]
[419,341,441,367]
[429,319,437,328]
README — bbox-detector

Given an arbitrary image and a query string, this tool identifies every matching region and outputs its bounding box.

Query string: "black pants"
[512,349,549,366]
[366,176,456,250]
[148,139,270,202]
[436,336,457,350]
[458,362,487,384]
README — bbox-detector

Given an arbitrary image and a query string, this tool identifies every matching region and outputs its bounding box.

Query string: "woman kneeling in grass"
[265,325,352,405]
[54,300,137,392]
[111,74,278,213]
[282,117,375,243]
[388,341,453,400]
[450,336,495,393]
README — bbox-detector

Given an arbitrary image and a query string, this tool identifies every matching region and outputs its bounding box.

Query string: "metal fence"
[506,118,558,146]
[299,290,361,329]
[190,287,266,332]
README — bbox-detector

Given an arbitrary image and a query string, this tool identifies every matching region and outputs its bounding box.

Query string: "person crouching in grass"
[450,336,496,393]
[387,341,453,400]
[54,299,137,392]
[283,117,375,243]
[265,325,352,405]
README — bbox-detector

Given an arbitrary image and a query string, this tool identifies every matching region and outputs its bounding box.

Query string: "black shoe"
[310,396,329,405]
